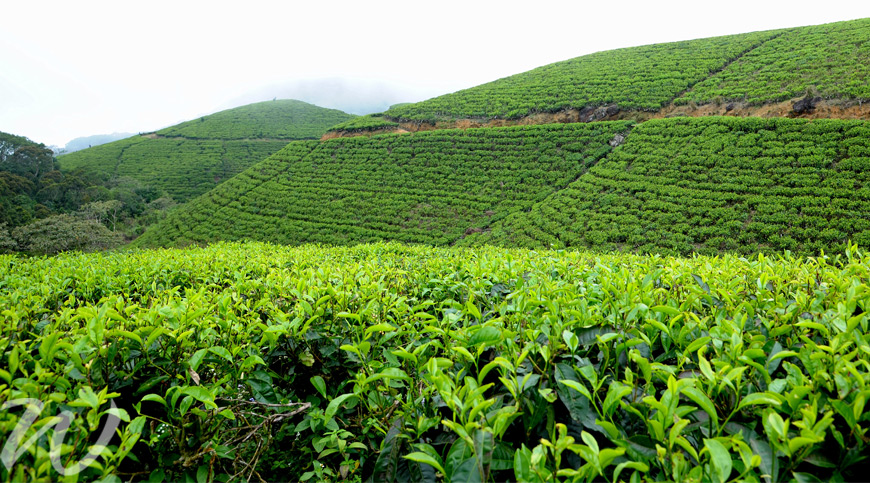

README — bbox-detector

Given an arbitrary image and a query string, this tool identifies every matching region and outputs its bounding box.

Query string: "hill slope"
[462,117,870,256]
[140,117,870,255]
[139,19,870,255]
[134,122,631,247]
[58,100,355,201]
[677,18,870,106]
[380,18,870,125]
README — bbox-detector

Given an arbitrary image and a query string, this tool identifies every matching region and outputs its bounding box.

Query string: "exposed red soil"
[321,128,409,140]
[655,98,870,120]
[325,98,870,140]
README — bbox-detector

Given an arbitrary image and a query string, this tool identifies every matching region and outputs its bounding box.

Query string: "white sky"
[2,0,868,147]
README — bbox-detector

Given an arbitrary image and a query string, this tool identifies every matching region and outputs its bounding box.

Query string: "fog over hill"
[222,77,447,116]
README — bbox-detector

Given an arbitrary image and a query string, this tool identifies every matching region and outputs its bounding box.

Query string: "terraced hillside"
[134,122,631,247]
[463,117,870,256]
[136,18,870,256]
[378,18,869,125]
[677,18,870,105]
[59,100,355,201]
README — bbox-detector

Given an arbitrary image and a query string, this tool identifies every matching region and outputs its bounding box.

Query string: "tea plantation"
[677,18,870,105]
[137,116,870,256]
[134,122,631,247]
[58,100,355,201]
[384,30,778,121]
[466,117,870,256]
[384,18,870,123]
[2,242,868,482]
[7,15,870,483]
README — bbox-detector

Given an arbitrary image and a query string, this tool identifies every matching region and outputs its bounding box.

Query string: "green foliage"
[327,114,399,133]
[678,18,870,105]
[0,130,104,230]
[0,132,58,182]
[11,214,123,254]
[2,241,870,482]
[0,223,15,252]
[156,99,355,140]
[469,117,870,256]
[385,31,778,121]
[0,129,173,246]
[135,122,631,248]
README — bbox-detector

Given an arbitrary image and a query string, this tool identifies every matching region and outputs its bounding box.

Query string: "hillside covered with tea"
[380,18,870,125]
[464,117,870,256]
[6,13,870,483]
[58,100,354,201]
[135,122,631,247]
[139,115,870,256]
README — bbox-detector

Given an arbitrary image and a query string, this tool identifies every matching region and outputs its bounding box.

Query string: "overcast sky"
[2,1,868,147]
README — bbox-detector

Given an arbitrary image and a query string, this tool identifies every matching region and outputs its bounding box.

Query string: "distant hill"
[382,18,870,124]
[133,122,631,247]
[58,100,355,201]
[156,99,354,139]
[64,133,134,154]
[224,78,437,117]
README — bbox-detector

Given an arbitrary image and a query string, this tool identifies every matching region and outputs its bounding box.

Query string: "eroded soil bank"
[323,98,870,140]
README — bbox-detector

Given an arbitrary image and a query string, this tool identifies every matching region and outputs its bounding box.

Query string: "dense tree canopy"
[0,131,177,252]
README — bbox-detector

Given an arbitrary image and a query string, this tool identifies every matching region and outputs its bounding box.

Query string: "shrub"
[12,214,123,255]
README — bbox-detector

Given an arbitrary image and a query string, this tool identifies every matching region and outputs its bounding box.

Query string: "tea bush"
[385,18,870,122]
[327,114,399,133]
[1,241,869,482]
[385,31,777,122]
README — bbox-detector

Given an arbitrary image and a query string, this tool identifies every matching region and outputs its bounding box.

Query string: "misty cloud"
[221,78,449,116]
